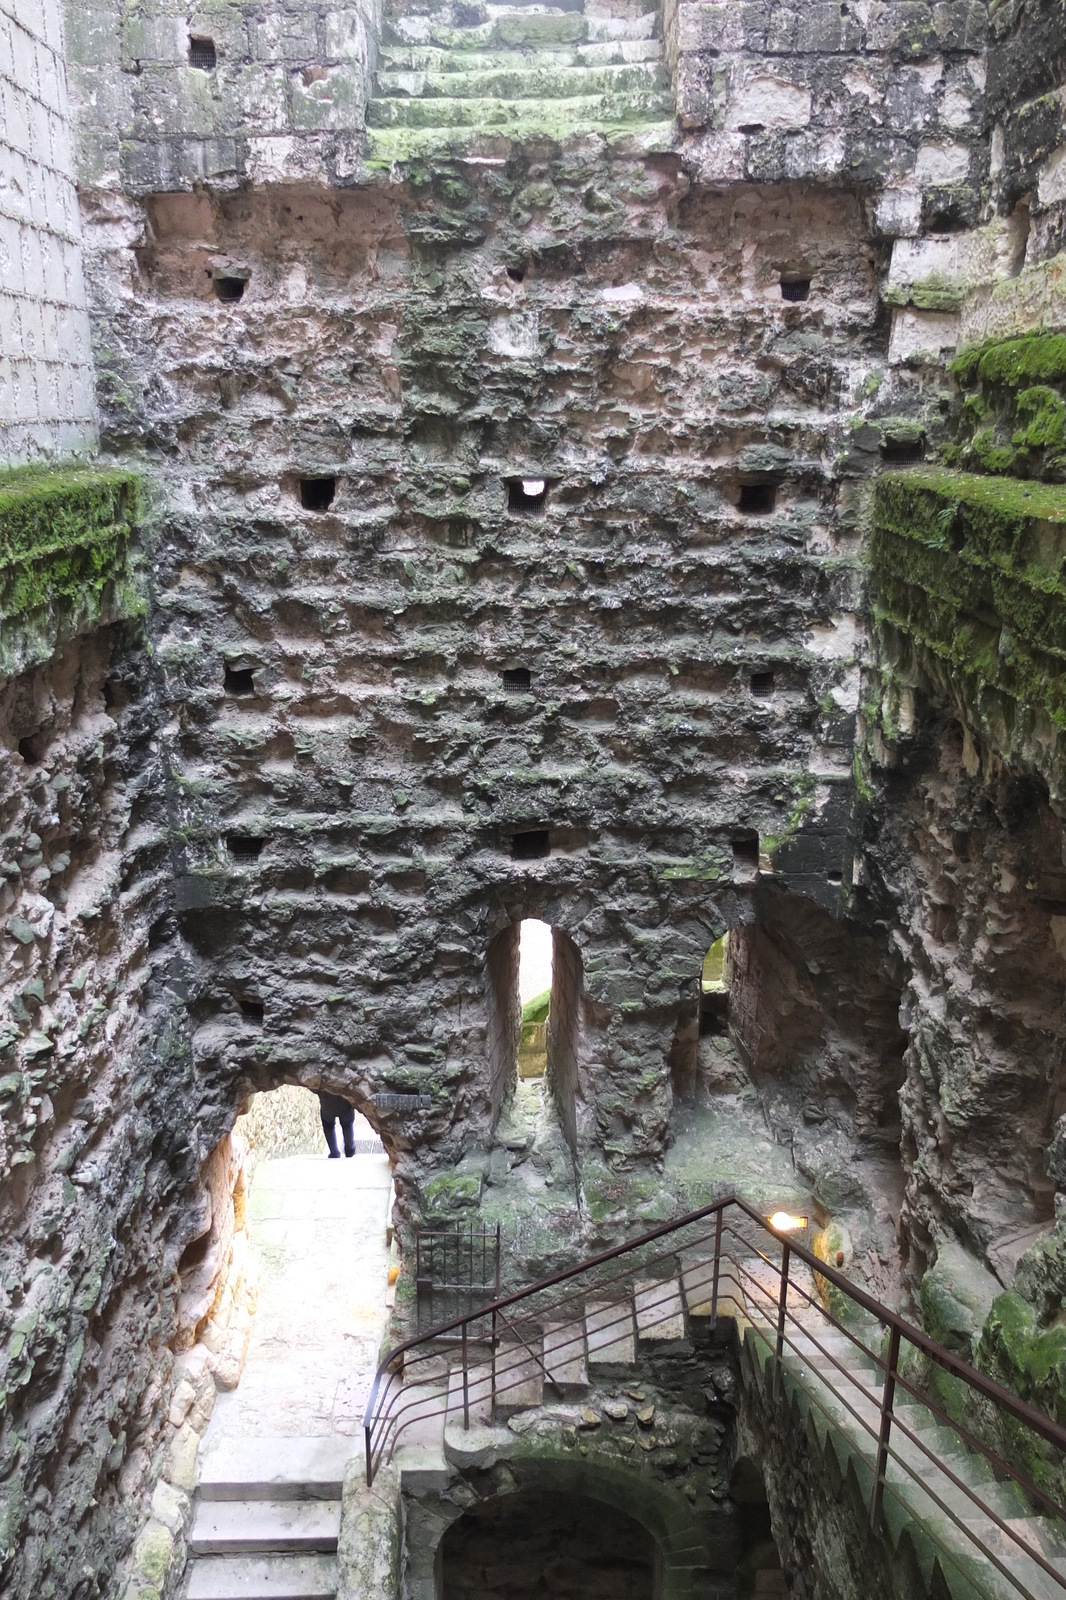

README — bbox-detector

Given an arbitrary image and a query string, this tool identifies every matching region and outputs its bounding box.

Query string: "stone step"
[446,1358,494,1427]
[383,10,657,49]
[391,1378,450,1491]
[680,1254,746,1320]
[376,39,663,72]
[373,60,669,102]
[493,1335,545,1417]
[366,117,676,161]
[443,1361,503,1470]
[366,87,674,128]
[197,1436,354,1503]
[542,1320,589,1395]
[186,1554,339,1600]
[188,1500,341,1557]
[634,1278,686,1342]
[585,1299,637,1368]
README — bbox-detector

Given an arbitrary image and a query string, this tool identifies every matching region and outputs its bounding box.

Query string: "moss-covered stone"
[0,464,144,677]
[870,471,1066,786]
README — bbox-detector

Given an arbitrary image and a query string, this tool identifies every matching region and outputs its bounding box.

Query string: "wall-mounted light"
[768,1211,808,1232]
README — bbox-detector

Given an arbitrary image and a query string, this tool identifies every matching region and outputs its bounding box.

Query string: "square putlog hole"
[511,829,550,860]
[732,832,760,872]
[211,275,246,302]
[750,671,775,698]
[880,437,924,465]
[224,665,255,696]
[227,835,266,865]
[781,278,811,302]
[502,668,532,693]
[189,35,217,69]
[507,477,548,514]
[738,482,777,514]
[299,476,337,511]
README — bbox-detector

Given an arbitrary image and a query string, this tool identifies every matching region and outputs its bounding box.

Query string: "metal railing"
[364,1195,1066,1599]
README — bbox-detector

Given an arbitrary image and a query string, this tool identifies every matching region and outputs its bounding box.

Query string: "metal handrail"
[362,1194,1066,1597]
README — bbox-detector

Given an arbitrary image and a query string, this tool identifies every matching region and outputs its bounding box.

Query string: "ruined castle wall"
[0,0,97,464]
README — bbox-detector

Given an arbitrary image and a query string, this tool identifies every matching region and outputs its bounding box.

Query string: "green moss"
[952,332,1066,389]
[0,465,143,660]
[521,989,550,1025]
[1013,385,1066,453]
[871,469,1066,775]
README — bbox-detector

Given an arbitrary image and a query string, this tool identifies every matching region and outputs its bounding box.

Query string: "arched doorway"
[440,1488,658,1600]
[485,918,587,1153]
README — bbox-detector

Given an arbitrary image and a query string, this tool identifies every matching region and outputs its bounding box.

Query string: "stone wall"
[0,0,97,464]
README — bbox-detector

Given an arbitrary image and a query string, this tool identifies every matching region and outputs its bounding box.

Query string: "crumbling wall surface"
[63,0,379,196]
[0,615,208,1600]
[78,170,879,1222]
[668,0,989,236]
[866,717,1066,1282]
[986,0,1066,265]
[0,0,98,463]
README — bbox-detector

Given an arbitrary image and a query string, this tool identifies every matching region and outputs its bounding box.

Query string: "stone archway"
[407,1455,723,1600]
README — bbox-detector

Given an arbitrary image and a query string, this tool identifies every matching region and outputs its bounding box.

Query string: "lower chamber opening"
[440,1489,657,1600]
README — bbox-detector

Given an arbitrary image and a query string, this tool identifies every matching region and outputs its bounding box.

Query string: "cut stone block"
[542,1320,589,1395]
[492,1335,544,1417]
[188,1499,340,1556]
[186,1553,339,1600]
[634,1278,686,1342]
[197,1436,354,1502]
[585,1300,636,1368]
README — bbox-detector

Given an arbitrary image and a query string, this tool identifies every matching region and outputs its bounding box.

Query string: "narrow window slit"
[502,668,532,694]
[750,671,775,698]
[507,477,548,514]
[511,829,550,861]
[189,36,217,70]
[781,278,811,302]
[299,476,336,511]
[738,482,776,514]
[227,836,266,865]
[224,666,255,696]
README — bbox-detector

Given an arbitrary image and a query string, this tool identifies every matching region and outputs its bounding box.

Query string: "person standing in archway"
[317,1091,357,1159]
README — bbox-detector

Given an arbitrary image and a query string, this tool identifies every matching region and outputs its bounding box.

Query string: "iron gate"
[415,1223,501,1334]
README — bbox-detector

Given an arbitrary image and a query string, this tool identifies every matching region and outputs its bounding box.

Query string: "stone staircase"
[741,1307,1066,1600]
[366,0,676,163]
[381,1254,1066,1600]
[183,1437,350,1600]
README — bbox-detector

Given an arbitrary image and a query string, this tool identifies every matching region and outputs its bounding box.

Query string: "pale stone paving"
[203,1152,393,1444]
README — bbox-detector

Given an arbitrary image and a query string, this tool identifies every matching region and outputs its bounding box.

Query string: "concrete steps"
[367,87,673,130]
[377,39,663,72]
[183,1437,349,1600]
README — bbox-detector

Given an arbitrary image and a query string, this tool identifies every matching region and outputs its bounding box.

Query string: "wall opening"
[210,274,246,302]
[224,665,256,696]
[750,671,775,698]
[780,276,811,302]
[738,482,776,514]
[440,1488,657,1600]
[188,36,217,69]
[507,476,548,514]
[227,835,266,864]
[880,434,924,465]
[486,919,585,1151]
[512,828,550,860]
[732,831,760,878]
[502,666,532,694]
[299,476,336,511]
[518,918,552,1079]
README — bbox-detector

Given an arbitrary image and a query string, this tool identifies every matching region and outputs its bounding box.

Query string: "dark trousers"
[319,1097,356,1158]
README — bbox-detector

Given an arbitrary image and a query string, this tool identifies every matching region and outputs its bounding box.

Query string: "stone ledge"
[0,463,145,680]
[871,467,1066,789]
